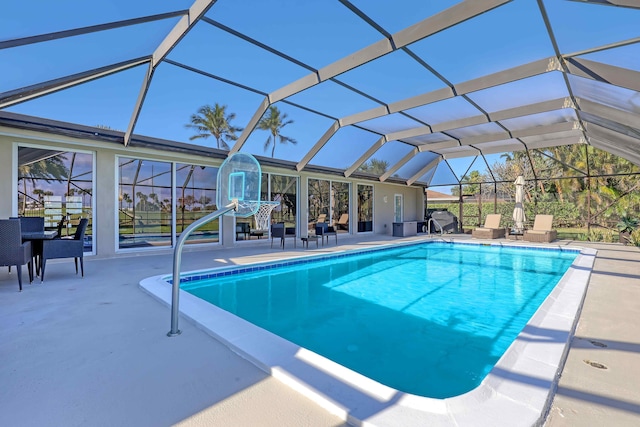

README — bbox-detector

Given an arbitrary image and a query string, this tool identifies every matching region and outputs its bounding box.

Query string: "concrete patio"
[1,234,639,427]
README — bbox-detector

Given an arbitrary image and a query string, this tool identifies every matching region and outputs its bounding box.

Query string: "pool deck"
[1,234,639,427]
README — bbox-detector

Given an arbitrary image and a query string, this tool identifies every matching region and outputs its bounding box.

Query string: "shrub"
[629,229,640,247]
[616,214,639,234]
[585,228,612,243]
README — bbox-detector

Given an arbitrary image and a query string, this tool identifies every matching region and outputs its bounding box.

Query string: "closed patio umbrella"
[513,175,526,233]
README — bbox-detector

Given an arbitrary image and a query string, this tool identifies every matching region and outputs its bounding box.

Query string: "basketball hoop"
[253,201,280,231]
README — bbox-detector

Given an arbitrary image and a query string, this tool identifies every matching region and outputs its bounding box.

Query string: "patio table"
[301,235,319,249]
[22,230,58,275]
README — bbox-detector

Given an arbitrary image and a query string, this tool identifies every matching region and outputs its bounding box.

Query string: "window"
[259,172,298,237]
[331,181,350,232]
[17,146,94,252]
[357,184,373,232]
[175,163,219,244]
[271,174,298,227]
[118,158,172,249]
[308,178,350,233]
[394,194,403,222]
[308,178,330,231]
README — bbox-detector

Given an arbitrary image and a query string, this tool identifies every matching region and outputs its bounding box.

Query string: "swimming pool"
[182,242,576,398]
[141,239,595,426]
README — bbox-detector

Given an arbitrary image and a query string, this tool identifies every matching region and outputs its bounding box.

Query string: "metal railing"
[427,218,444,237]
[168,202,236,337]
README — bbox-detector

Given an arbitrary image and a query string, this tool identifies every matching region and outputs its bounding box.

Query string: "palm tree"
[257,106,296,158]
[122,193,132,210]
[357,158,389,176]
[19,155,69,213]
[185,103,243,150]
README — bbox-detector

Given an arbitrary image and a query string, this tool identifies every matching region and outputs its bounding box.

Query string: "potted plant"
[616,214,639,245]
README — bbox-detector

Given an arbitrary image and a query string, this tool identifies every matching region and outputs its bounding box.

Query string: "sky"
[2,0,640,193]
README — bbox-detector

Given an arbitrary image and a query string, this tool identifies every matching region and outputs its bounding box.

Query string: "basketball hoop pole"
[168,201,237,337]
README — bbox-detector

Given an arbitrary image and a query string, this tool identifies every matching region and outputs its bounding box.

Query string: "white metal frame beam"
[0,11,188,50]
[0,57,150,109]
[229,0,511,155]
[343,97,572,178]
[564,58,640,93]
[407,157,441,186]
[124,0,218,146]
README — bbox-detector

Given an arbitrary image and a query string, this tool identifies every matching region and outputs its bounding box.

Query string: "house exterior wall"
[373,184,424,235]
[1,126,426,258]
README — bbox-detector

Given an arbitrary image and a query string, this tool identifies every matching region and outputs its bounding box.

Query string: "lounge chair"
[471,214,505,239]
[334,213,349,230]
[523,215,557,243]
[307,213,327,230]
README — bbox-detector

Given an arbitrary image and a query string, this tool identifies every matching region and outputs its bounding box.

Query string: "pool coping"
[140,240,596,427]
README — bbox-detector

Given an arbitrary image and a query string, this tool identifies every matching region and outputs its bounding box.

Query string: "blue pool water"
[182,242,577,398]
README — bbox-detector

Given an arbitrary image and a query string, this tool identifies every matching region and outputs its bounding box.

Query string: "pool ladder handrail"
[427,218,444,237]
[168,201,237,337]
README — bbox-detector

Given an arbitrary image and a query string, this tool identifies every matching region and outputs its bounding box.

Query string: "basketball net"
[253,201,280,231]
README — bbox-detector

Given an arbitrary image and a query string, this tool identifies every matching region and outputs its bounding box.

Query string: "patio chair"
[523,215,557,243]
[334,213,349,231]
[471,214,505,239]
[0,219,33,291]
[40,218,88,282]
[236,222,250,240]
[315,222,337,245]
[271,222,296,249]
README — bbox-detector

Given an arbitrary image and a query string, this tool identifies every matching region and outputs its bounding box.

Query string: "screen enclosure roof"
[1,0,639,187]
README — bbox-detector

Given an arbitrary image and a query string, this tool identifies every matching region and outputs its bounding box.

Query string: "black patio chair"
[0,219,33,291]
[41,218,88,282]
[236,222,250,240]
[315,222,337,245]
[271,222,296,249]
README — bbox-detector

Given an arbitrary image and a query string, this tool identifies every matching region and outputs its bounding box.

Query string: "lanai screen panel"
[6,65,149,132]
[579,42,640,73]
[0,0,193,38]
[240,102,336,162]
[166,22,311,94]
[285,81,381,119]
[404,97,484,127]
[544,0,640,53]
[0,18,179,94]
[357,113,424,135]
[206,0,382,69]
[350,0,462,34]
[335,50,447,105]
[136,63,265,145]
[311,126,382,171]
[359,141,417,177]
[500,109,578,132]
[393,151,441,181]
[466,73,570,114]
[570,75,640,113]
[1,0,640,184]
[407,0,554,84]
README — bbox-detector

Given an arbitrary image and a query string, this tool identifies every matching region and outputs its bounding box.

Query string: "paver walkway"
[546,242,640,427]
